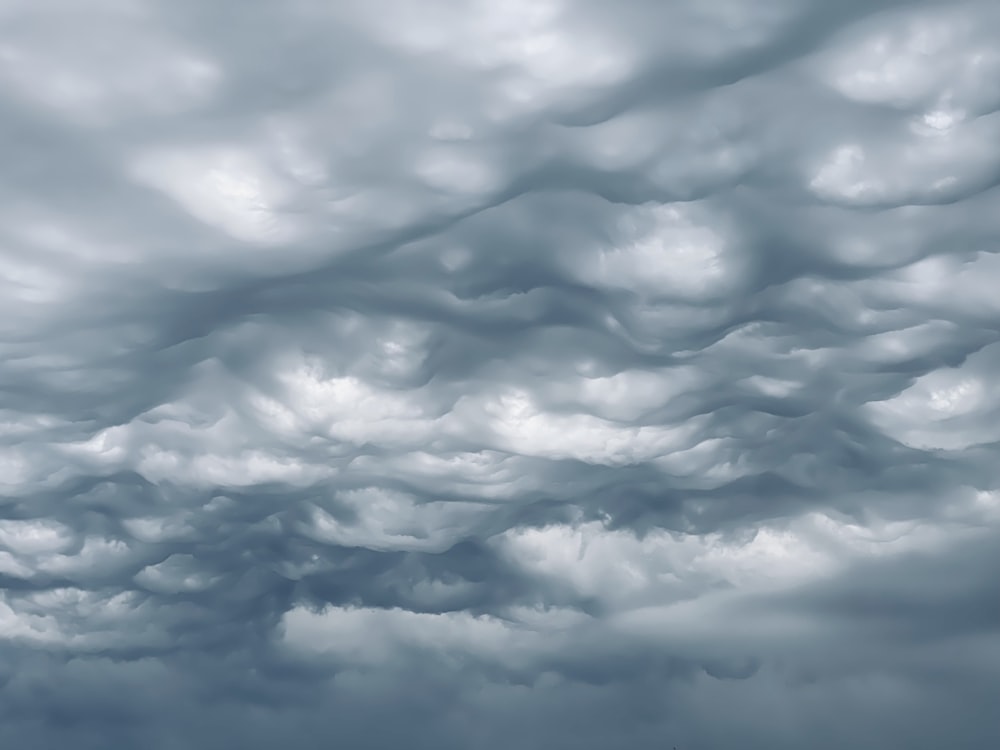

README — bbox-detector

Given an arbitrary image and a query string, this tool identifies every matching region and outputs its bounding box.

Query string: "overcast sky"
[1,0,999,748]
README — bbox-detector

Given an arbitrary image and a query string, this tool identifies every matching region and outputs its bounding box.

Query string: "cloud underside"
[1,0,999,748]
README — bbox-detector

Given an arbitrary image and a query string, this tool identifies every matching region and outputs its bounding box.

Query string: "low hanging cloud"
[1,0,999,748]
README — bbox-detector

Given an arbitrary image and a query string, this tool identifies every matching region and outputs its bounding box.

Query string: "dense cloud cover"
[2,0,1000,747]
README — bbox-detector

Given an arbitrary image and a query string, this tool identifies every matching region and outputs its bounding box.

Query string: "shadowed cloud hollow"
[1,1,999,748]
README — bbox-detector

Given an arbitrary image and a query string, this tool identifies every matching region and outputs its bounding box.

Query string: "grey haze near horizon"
[1,0,1000,748]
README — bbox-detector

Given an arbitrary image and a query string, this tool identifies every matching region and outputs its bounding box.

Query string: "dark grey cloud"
[1,0,999,748]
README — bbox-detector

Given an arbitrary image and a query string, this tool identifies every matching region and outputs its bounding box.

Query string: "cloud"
[1,0,999,747]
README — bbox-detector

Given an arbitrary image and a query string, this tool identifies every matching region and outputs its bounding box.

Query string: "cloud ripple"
[1,0,999,748]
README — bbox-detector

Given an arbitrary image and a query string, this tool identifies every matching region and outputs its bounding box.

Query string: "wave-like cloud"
[1,0,999,748]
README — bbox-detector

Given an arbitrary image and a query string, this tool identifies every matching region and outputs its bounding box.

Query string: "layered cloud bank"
[2,1,1000,748]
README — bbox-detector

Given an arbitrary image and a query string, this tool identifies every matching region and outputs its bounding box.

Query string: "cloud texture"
[2,0,999,748]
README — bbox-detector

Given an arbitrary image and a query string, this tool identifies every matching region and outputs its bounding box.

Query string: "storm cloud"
[1,0,999,748]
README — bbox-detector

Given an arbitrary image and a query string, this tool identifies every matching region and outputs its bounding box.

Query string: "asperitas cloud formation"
[1,1,999,748]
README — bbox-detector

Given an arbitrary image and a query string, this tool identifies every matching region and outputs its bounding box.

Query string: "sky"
[1,0,999,748]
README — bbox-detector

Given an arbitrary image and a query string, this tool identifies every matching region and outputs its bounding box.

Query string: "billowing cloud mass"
[2,0,1000,747]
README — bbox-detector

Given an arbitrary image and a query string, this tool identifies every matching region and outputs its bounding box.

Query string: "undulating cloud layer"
[2,1,1000,748]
